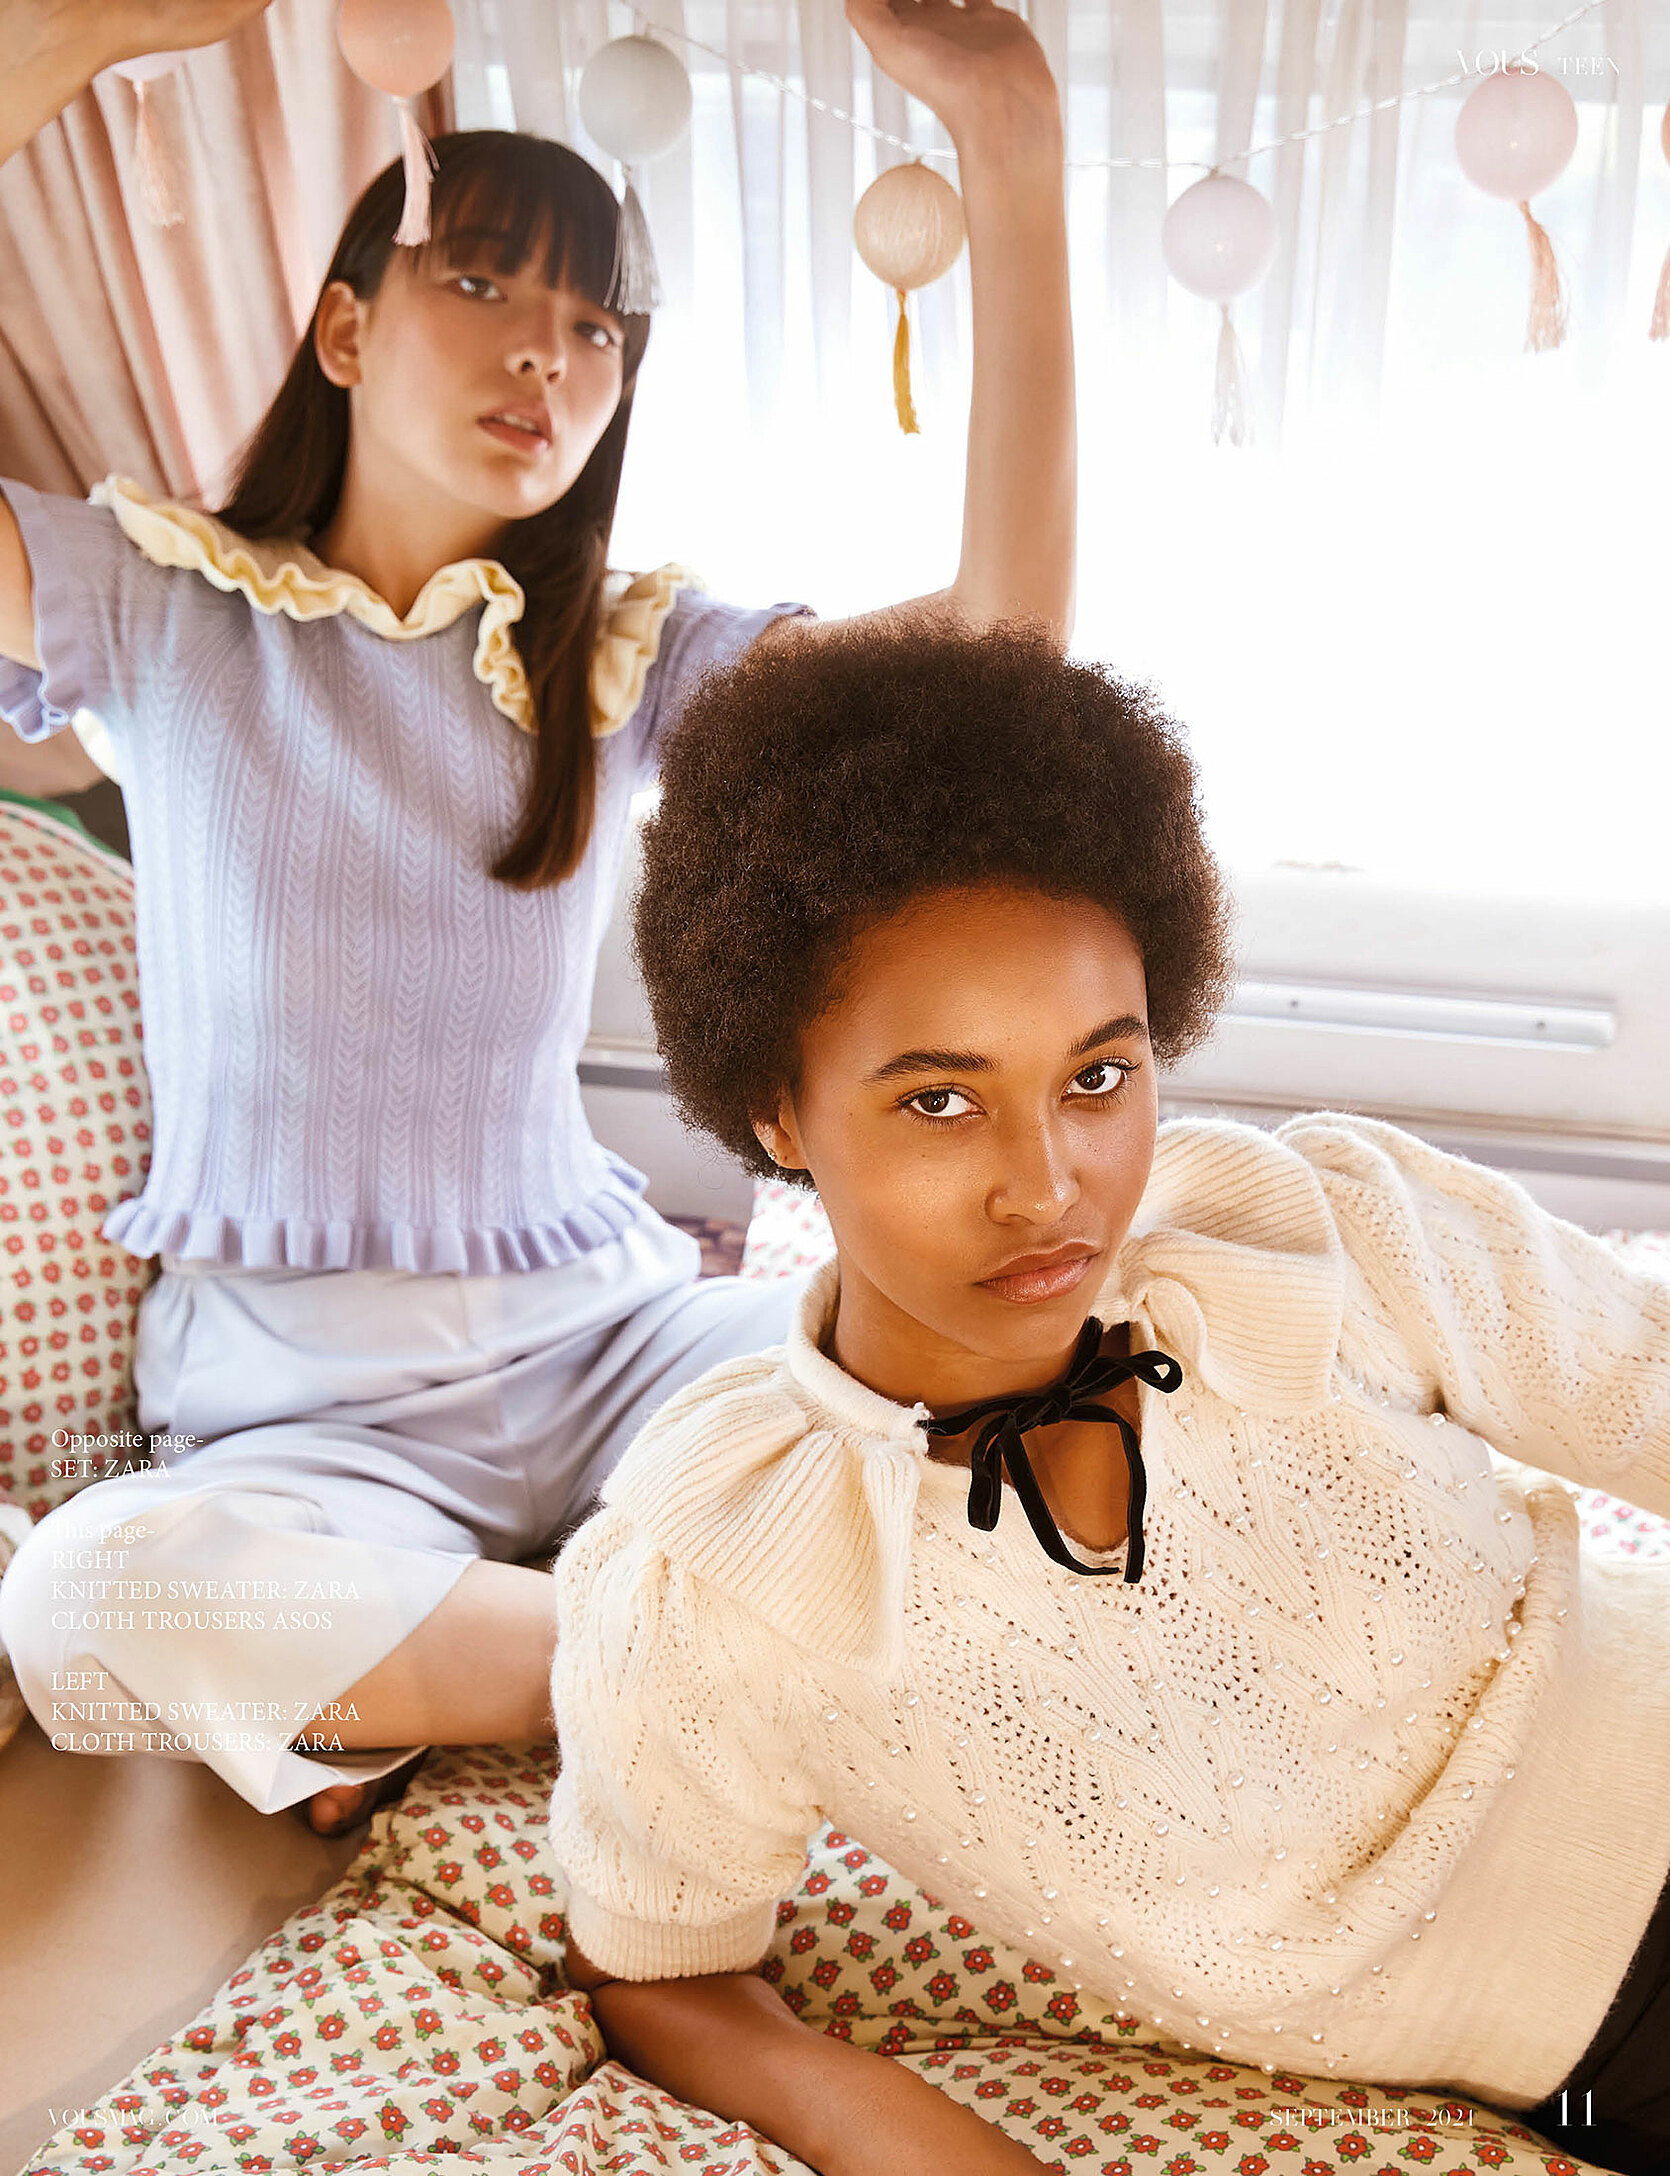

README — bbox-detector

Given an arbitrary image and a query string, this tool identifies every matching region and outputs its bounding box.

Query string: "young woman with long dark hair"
[0,0,1076,1837]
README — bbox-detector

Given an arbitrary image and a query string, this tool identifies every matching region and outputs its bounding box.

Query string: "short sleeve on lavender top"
[1,477,812,789]
[613,588,814,790]
[0,481,171,749]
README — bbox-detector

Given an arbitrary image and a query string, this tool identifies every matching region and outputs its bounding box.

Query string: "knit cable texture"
[0,479,801,1271]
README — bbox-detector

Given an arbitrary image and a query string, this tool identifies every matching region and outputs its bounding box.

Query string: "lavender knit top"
[0,477,807,1274]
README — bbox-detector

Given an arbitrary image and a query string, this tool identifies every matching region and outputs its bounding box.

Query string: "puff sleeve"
[548,1504,823,1980]
[1281,1112,1670,1516]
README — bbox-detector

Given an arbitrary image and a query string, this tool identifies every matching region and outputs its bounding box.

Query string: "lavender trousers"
[0,1207,797,1813]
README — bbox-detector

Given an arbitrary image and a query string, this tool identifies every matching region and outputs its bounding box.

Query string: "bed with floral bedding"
[19,1197,1670,2176]
[13,1734,1631,2176]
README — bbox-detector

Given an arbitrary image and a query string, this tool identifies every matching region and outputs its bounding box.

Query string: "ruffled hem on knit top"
[103,1165,654,1277]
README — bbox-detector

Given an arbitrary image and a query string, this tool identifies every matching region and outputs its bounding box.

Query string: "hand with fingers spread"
[844,0,1061,155]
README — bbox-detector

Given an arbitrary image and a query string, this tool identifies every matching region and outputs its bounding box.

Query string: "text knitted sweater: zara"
[550,1113,1670,2106]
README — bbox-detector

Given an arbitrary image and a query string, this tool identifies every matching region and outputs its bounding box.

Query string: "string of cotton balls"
[90,8,1666,450]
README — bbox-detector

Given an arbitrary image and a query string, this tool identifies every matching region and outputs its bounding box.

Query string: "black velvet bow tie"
[922,1317,1183,1582]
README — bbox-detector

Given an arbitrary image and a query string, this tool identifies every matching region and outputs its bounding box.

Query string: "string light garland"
[88,0,1638,448]
[633,0,1611,177]
[622,0,1621,440]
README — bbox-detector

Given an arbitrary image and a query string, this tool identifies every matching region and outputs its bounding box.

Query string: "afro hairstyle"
[633,617,1236,1185]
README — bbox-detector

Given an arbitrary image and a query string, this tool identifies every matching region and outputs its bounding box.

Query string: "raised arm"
[568,1946,1040,2176]
[773,0,1074,648]
[1,0,274,166]
[1,0,271,788]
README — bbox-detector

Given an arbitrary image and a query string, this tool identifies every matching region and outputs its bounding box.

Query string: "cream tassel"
[394,97,438,247]
[133,79,184,229]
[1649,242,1670,341]
[1519,200,1568,353]
[1211,305,1251,447]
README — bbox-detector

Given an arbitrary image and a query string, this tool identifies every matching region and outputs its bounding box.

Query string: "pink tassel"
[133,79,184,229]
[1211,305,1251,447]
[394,97,438,247]
[1650,242,1670,341]
[1518,200,1568,353]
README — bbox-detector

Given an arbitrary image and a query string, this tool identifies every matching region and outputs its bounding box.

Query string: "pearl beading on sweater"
[550,1113,1670,2105]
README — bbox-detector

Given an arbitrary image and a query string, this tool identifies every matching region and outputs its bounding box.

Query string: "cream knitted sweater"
[549,1114,1670,2106]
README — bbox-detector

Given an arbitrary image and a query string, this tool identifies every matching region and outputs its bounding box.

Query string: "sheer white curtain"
[451,0,1669,901]
[450,0,1666,434]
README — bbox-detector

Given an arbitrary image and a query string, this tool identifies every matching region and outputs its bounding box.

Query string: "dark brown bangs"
[417,134,634,327]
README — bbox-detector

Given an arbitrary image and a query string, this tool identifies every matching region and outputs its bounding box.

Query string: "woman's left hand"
[844,0,1061,152]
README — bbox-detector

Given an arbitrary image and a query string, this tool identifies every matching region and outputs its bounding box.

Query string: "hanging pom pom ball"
[852,162,966,434]
[1161,172,1276,304]
[1454,64,1578,199]
[578,35,693,315]
[578,35,693,166]
[337,0,456,246]
[1651,100,1670,341]
[1454,65,1578,352]
[1161,173,1276,447]
[106,50,192,228]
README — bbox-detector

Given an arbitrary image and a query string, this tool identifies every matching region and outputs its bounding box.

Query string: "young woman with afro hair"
[547,622,1670,2175]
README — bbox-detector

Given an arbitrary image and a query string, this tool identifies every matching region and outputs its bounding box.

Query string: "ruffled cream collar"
[90,474,692,741]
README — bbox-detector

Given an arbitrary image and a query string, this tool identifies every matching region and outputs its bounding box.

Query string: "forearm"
[589,1970,1037,2176]
[0,3,117,164]
[1,0,273,164]
[948,108,1074,642]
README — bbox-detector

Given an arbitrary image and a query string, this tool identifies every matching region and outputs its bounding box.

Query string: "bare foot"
[305,1778,378,1835]
[300,1749,428,1836]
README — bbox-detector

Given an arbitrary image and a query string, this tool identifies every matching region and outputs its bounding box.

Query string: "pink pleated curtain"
[0,0,450,503]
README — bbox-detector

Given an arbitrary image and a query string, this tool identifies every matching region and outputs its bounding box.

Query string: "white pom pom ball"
[579,35,692,166]
[853,162,965,292]
[1162,174,1276,304]
[1455,66,1578,201]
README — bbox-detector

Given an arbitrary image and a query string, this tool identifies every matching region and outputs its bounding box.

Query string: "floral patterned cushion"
[17,1742,1599,2176]
[0,800,152,1522]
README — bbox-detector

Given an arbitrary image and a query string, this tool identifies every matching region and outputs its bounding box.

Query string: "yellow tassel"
[1650,242,1670,341]
[892,287,919,434]
[1518,200,1568,353]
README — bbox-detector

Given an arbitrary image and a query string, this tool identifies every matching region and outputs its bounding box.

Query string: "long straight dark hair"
[218,132,651,891]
